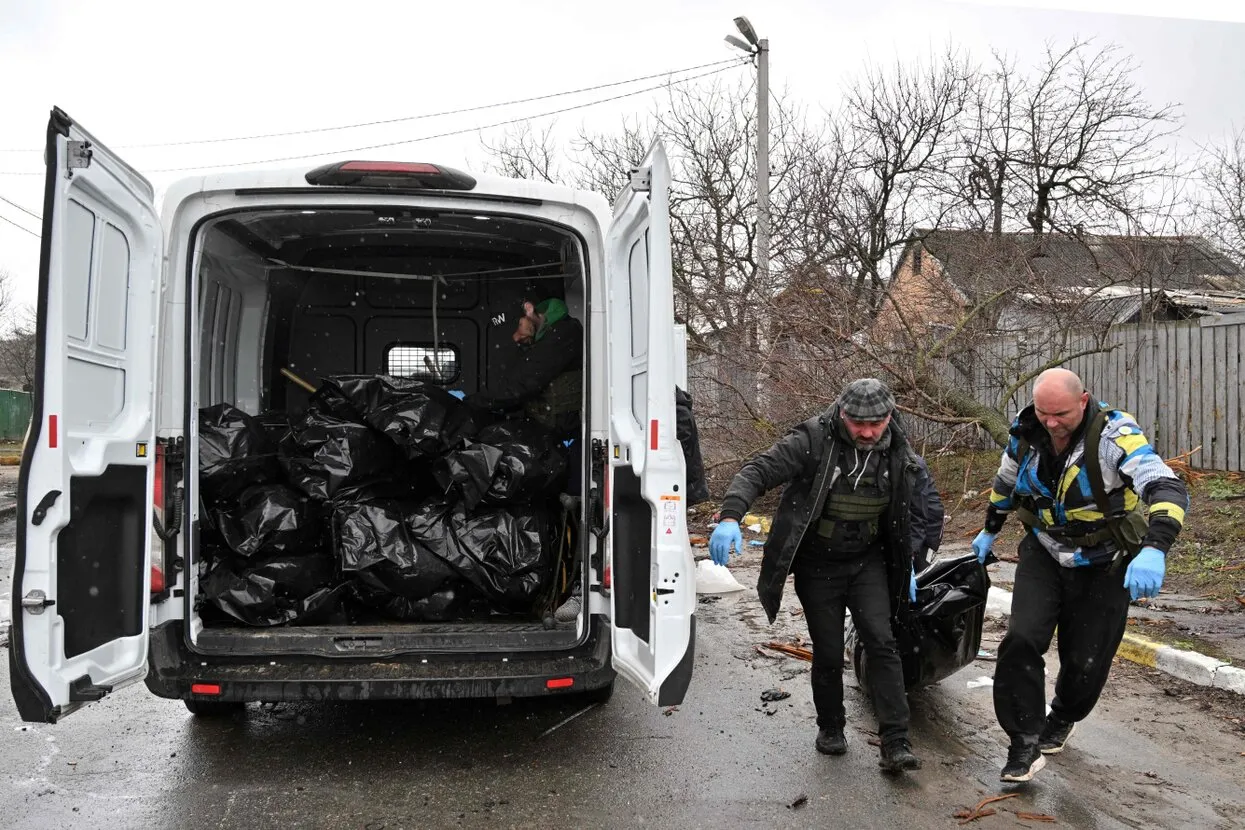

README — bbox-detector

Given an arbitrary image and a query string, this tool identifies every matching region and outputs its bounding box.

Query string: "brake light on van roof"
[305,160,477,190]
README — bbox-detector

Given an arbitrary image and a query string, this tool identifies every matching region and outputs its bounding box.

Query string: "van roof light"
[305,160,477,190]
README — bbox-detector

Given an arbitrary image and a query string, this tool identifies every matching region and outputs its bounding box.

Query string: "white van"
[9,108,697,722]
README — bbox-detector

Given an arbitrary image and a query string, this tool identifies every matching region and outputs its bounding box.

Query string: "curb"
[984,585,1244,697]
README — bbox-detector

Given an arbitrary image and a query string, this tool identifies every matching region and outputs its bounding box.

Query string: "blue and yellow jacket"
[984,401,1188,567]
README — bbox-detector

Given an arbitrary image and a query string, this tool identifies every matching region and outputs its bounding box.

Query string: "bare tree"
[951,41,1180,238]
[479,121,563,184]
[0,270,33,391]
[1201,127,1245,267]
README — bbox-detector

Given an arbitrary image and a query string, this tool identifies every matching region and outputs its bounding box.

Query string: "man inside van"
[465,294,583,439]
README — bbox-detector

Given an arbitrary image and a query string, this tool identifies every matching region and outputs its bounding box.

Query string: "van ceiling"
[209,208,572,272]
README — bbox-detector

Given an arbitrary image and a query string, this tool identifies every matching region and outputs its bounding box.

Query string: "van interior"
[184,206,591,656]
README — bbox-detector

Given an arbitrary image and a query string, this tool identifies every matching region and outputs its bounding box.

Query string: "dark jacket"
[719,405,928,623]
[675,386,709,506]
[910,456,944,556]
[467,316,583,435]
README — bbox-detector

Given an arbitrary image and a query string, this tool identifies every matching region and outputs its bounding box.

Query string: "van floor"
[194,619,582,657]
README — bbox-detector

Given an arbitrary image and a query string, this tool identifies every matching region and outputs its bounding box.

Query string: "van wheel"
[183,699,245,717]
[582,679,615,705]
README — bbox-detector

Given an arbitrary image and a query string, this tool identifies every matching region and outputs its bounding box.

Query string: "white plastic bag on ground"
[695,560,746,594]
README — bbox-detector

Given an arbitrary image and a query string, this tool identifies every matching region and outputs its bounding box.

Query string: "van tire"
[183,699,245,717]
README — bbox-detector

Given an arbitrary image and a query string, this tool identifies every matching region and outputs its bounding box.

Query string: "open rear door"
[9,108,162,723]
[604,139,696,706]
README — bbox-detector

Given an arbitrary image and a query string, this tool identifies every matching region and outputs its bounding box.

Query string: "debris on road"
[764,641,814,661]
[954,793,1018,824]
[966,676,995,689]
[663,706,679,717]
[536,704,598,739]
[760,688,791,702]
[1014,811,1056,822]
[788,794,808,810]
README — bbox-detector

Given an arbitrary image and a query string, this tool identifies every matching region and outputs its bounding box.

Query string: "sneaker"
[1000,741,1046,782]
[878,740,921,772]
[554,593,581,623]
[1038,715,1076,755]
[815,727,847,755]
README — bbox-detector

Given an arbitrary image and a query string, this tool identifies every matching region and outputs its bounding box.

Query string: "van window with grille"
[385,344,460,383]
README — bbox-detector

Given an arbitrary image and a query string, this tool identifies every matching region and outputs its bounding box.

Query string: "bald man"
[973,368,1188,782]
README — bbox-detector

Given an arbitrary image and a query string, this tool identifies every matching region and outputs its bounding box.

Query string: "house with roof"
[873,229,1245,343]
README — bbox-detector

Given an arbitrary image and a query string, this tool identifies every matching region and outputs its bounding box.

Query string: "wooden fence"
[907,314,1245,471]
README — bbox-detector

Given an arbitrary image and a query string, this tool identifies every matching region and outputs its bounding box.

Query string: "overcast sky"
[1,0,1243,315]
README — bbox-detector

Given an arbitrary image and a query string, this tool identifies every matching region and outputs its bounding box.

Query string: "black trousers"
[793,550,910,744]
[994,534,1131,743]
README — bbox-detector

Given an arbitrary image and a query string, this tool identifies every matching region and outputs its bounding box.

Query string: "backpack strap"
[1082,406,1112,517]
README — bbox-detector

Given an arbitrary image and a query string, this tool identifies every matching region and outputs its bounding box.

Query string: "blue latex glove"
[909,566,917,604]
[972,530,997,564]
[709,520,742,566]
[1124,546,1165,601]
[447,390,466,400]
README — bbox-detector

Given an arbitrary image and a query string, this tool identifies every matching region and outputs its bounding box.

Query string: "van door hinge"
[629,166,651,193]
[21,590,55,614]
[69,675,112,702]
[67,141,93,170]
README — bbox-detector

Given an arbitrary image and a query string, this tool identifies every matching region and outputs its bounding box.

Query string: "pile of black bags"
[196,376,569,627]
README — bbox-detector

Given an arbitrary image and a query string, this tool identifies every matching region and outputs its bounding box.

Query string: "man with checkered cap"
[710,378,931,773]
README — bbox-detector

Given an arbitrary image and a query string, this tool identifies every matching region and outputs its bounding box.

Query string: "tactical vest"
[1012,407,1148,567]
[815,451,890,554]
[524,368,583,430]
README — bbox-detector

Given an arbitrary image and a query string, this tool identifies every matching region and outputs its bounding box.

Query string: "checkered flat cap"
[838,378,895,421]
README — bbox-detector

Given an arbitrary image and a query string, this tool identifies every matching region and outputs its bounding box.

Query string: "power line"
[0,57,744,153]
[0,213,39,238]
[0,194,40,220]
[150,61,746,174]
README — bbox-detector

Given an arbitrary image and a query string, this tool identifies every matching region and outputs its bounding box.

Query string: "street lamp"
[725,16,769,286]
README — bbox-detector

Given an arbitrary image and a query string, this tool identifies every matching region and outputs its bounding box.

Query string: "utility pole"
[726,17,769,286]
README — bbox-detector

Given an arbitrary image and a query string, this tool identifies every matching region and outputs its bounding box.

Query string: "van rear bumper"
[144,618,615,702]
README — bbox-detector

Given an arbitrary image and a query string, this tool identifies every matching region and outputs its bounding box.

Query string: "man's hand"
[972,530,997,564]
[709,520,743,566]
[1124,546,1165,601]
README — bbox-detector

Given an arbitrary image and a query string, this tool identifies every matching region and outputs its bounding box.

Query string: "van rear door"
[604,140,696,706]
[9,108,162,723]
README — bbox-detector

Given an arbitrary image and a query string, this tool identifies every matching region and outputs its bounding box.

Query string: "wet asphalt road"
[3,517,1244,830]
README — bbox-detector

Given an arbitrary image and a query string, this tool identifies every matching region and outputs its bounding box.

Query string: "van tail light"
[305,160,477,190]
[603,565,612,590]
[546,678,575,690]
[190,683,221,696]
[151,565,165,594]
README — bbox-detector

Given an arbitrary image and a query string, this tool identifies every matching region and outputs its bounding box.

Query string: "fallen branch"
[1214,562,1245,572]
[954,793,1019,824]
[1015,811,1057,822]
[764,641,814,662]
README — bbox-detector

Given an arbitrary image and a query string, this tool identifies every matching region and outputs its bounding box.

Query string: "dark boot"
[815,727,847,755]
[878,739,921,772]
